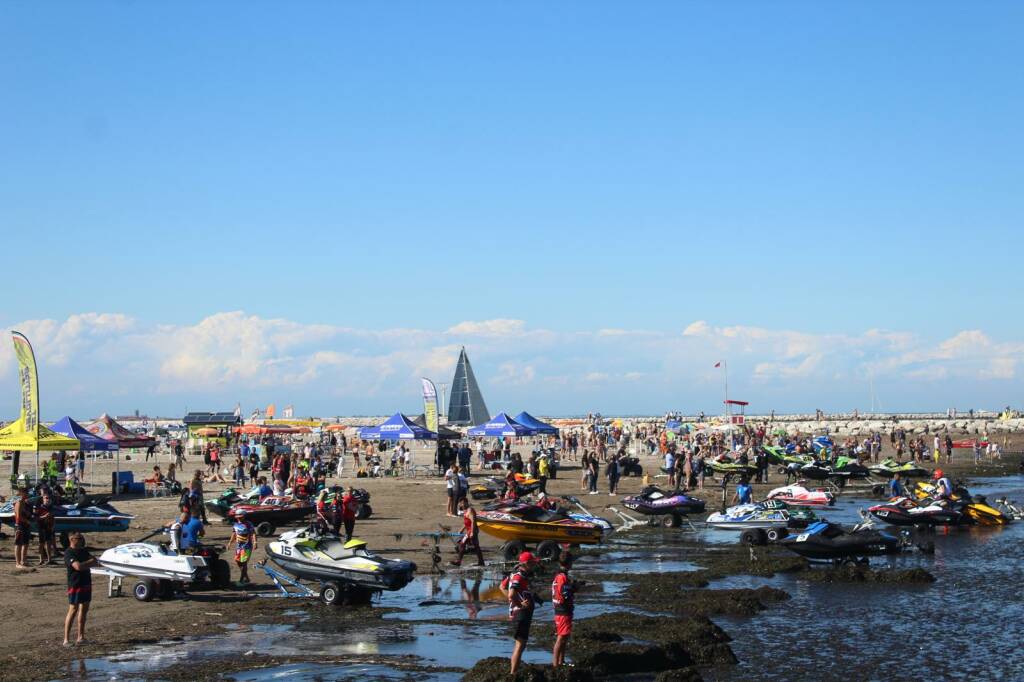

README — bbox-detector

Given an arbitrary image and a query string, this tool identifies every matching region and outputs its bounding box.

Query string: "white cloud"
[0,312,1021,416]
[446,319,526,337]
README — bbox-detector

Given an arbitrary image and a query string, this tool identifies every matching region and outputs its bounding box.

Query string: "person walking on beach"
[944,435,953,464]
[506,551,541,675]
[227,509,256,586]
[551,551,582,668]
[606,454,620,495]
[451,497,485,567]
[64,532,96,647]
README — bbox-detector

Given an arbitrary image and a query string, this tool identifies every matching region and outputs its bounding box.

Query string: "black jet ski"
[779,521,900,561]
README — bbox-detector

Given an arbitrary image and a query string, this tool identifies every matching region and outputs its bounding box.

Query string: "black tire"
[356,503,372,520]
[211,559,232,588]
[740,529,767,546]
[256,521,275,537]
[536,540,561,561]
[320,580,342,605]
[157,579,175,599]
[502,540,526,563]
[662,514,681,529]
[765,527,787,543]
[133,579,155,602]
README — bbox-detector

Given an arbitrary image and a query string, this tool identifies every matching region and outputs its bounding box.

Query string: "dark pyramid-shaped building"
[447,347,490,426]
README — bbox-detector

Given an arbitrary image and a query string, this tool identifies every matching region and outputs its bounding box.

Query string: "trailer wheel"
[356,503,372,520]
[133,579,155,602]
[320,581,342,606]
[740,529,767,546]
[211,559,232,588]
[536,540,561,561]
[256,521,275,537]
[501,540,526,563]
[662,514,681,528]
[765,527,787,543]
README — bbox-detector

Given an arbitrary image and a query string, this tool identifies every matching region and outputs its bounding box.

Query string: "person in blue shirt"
[180,511,205,551]
[887,472,904,498]
[255,476,273,500]
[731,478,754,505]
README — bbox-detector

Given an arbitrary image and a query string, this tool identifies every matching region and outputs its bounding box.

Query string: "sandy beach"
[1,428,1021,680]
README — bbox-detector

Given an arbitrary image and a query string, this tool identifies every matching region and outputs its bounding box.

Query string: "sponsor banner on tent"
[11,331,39,435]
[421,378,439,432]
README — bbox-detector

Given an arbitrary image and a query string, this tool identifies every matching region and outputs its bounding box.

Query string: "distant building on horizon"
[446,347,489,426]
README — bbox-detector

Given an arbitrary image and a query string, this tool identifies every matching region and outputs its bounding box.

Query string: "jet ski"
[97,541,209,600]
[476,504,604,545]
[765,484,835,508]
[762,445,814,467]
[266,528,416,591]
[621,485,706,527]
[706,500,817,531]
[472,474,542,500]
[227,495,315,535]
[708,456,759,477]
[868,497,963,527]
[779,520,900,562]
[206,486,262,518]
[0,497,134,535]
[911,482,1010,526]
[831,456,872,480]
[869,458,929,478]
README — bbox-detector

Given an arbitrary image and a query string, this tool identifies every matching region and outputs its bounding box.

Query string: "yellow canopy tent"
[0,416,80,483]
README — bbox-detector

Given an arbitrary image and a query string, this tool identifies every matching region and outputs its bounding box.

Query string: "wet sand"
[1,439,1021,680]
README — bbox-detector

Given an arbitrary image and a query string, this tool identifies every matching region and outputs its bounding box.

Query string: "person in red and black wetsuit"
[340,487,359,541]
[450,497,485,567]
[12,487,32,569]
[551,551,584,667]
[505,551,542,675]
[64,532,96,646]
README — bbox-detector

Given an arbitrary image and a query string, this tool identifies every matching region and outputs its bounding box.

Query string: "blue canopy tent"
[51,416,120,452]
[468,412,533,437]
[665,420,683,431]
[513,411,558,436]
[358,413,438,441]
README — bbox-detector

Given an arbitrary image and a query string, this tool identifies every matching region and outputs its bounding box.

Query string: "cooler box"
[112,471,134,494]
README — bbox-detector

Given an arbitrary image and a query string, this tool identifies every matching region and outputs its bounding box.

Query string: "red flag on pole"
[714,361,721,368]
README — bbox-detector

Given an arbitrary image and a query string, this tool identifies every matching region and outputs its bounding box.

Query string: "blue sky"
[1,3,1022,417]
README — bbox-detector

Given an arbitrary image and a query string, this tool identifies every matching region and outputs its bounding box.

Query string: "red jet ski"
[227,495,314,536]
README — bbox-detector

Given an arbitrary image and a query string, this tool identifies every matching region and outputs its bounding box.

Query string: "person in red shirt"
[505,551,541,675]
[13,487,32,569]
[450,497,485,567]
[551,551,583,667]
[340,487,359,541]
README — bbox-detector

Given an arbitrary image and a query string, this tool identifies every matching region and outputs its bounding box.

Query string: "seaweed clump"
[462,657,593,682]
[613,570,790,617]
[526,611,734,678]
[798,565,936,584]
